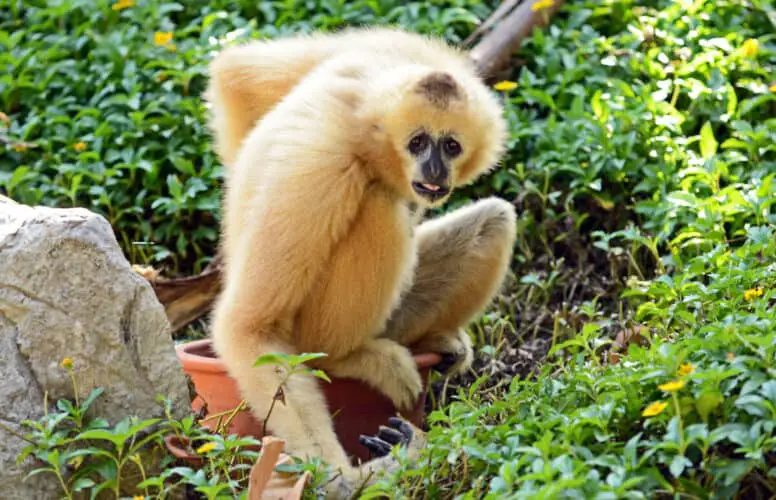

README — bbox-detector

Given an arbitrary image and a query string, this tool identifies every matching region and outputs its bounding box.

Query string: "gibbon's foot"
[417,328,474,376]
[358,417,415,458]
[326,418,427,498]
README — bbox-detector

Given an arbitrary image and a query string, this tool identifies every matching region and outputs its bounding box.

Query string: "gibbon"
[206,27,516,496]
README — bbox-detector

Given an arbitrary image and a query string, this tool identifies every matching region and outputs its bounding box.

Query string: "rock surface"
[0,196,191,499]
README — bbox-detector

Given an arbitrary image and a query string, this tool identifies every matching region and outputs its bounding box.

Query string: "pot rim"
[175,338,226,373]
[176,338,443,372]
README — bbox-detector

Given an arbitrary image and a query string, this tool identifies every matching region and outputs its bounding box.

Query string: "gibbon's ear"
[415,71,462,108]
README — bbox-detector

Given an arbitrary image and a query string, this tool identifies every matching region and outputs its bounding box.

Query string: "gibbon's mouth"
[412,181,450,198]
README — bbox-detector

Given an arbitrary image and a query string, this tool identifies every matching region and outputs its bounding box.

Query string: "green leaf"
[253,353,289,368]
[711,459,753,486]
[522,88,555,111]
[71,477,96,492]
[308,369,331,383]
[695,390,723,422]
[80,387,105,412]
[286,352,328,368]
[699,122,718,159]
[670,454,692,478]
[73,427,116,441]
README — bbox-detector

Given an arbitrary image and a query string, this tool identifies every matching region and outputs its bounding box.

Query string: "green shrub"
[366,229,776,499]
[363,0,776,497]
[13,352,335,499]
[452,0,775,270]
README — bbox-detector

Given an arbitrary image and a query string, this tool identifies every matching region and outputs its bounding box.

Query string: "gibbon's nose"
[421,149,449,188]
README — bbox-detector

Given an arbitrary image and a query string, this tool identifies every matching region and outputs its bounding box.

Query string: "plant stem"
[132,455,149,498]
[262,376,290,437]
[53,467,74,500]
[217,400,248,436]
[672,392,686,454]
[0,420,38,445]
[70,370,80,409]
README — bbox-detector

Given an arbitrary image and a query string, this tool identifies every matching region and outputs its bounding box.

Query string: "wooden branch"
[468,0,566,79]
[140,2,566,332]
[462,0,521,48]
[137,256,223,333]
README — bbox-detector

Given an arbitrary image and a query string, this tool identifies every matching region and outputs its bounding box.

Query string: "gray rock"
[0,197,191,499]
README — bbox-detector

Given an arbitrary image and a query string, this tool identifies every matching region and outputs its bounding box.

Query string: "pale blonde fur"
[206,27,515,495]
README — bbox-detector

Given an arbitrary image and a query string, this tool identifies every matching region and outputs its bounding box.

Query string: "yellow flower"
[166,43,177,52]
[658,379,685,392]
[677,363,694,376]
[196,442,217,454]
[493,80,518,92]
[642,401,667,417]
[770,84,776,93]
[11,143,27,152]
[133,496,145,500]
[60,357,73,370]
[154,32,173,46]
[744,287,763,301]
[531,0,554,12]
[111,0,135,11]
[73,142,87,152]
[741,38,759,58]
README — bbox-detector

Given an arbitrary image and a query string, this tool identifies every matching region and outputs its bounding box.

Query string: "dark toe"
[387,417,414,443]
[358,435,392,457]
[377,425,404,445]
[433,353,458,373]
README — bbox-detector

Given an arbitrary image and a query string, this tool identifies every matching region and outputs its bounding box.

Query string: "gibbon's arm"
[206,36,339,167]
[223,76,369,328]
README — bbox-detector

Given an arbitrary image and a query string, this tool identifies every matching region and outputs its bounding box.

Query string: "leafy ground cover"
[3,0,776,499]
[397,0,776,498]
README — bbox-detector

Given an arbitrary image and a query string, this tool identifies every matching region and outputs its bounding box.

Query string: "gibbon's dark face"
[406,129,463,203]
[375,69,506,207]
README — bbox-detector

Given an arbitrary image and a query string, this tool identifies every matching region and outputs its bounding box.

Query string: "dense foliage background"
[2,0,775,498]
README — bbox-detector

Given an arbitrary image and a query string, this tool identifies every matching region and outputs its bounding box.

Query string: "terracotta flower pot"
[175,338,440,464]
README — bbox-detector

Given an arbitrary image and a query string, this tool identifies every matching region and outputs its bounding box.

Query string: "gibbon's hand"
[358,417,414,458]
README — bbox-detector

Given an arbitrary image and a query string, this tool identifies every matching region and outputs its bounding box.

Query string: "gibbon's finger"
[358,435,392,457]
[377,425,405,445]
[433,353,458,374]
[387,417,414,442]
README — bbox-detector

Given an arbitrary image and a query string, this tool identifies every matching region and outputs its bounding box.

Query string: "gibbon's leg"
[212,303,427,497]
[210,312,353,470]
[381,197,517,374]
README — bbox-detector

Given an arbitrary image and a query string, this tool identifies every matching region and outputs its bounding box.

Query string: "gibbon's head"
[362,64,507,207]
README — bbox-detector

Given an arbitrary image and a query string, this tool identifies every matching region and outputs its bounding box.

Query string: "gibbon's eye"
[407,133,429,155]
[442,137,462,158]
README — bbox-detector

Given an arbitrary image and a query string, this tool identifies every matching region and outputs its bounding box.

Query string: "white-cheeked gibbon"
[206,27,516,496]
